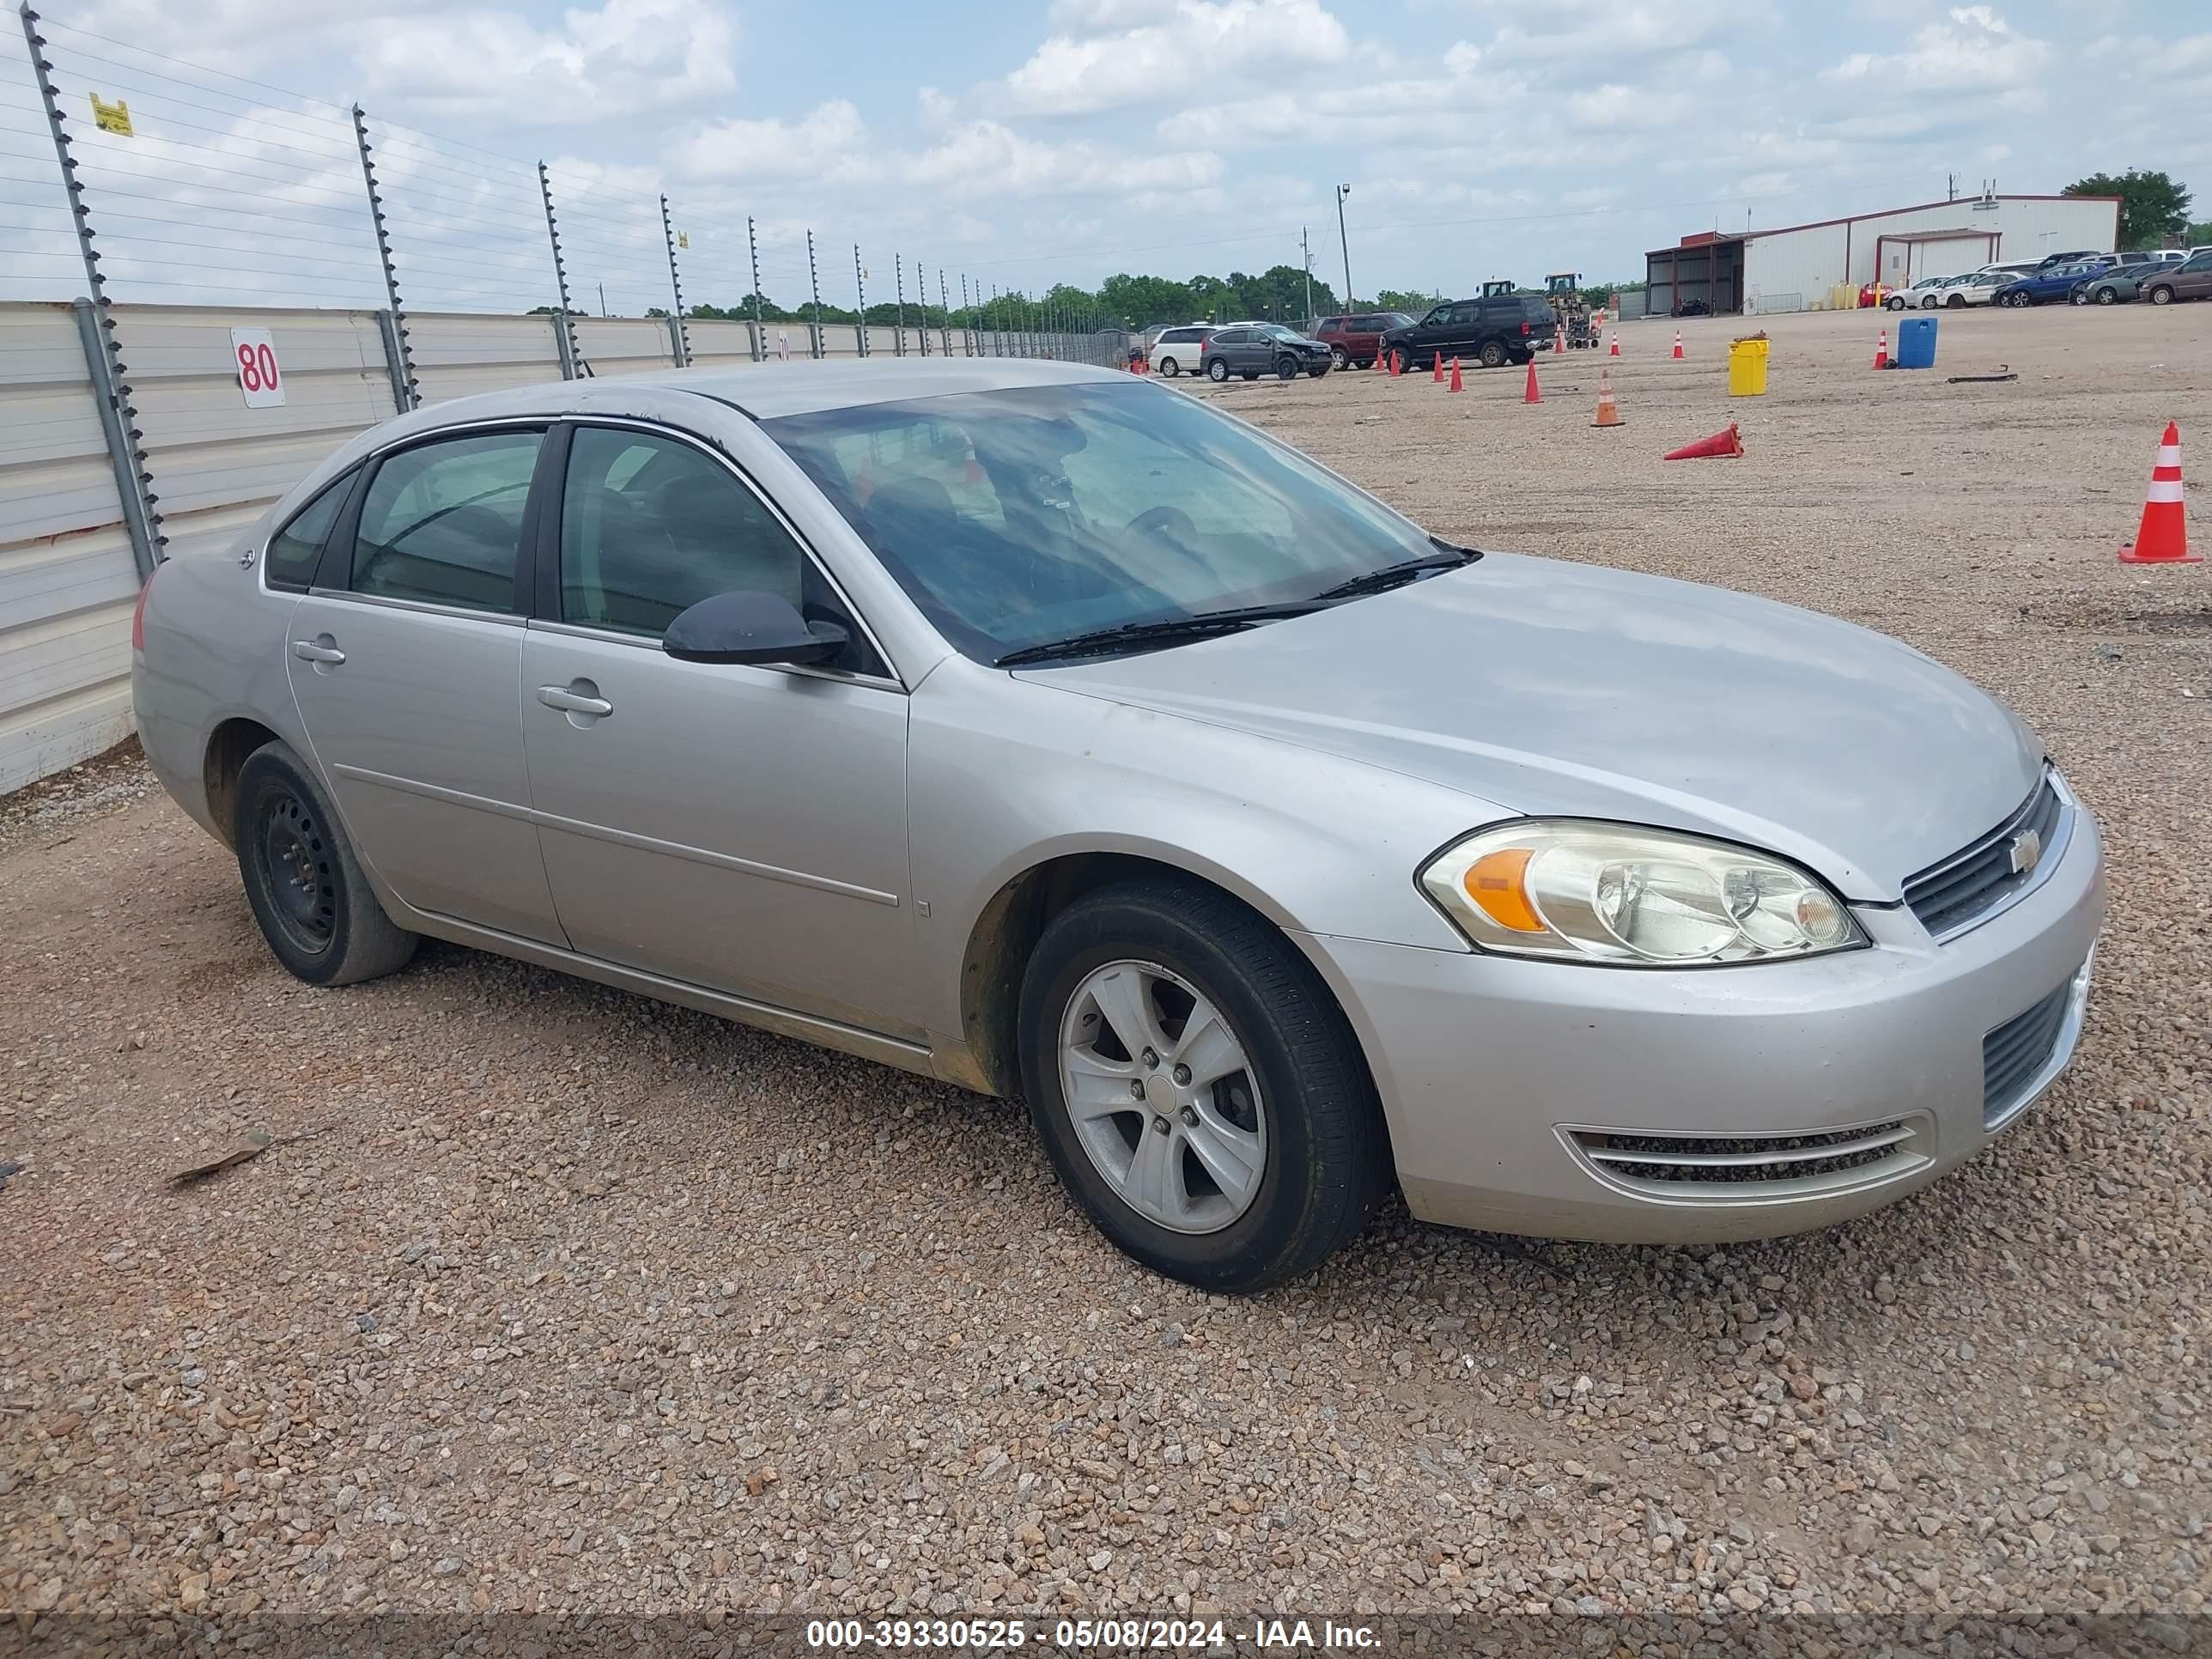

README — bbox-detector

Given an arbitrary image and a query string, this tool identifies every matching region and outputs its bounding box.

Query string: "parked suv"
[1993,260,2112,307]
[1380,294,1557,369]
[1312,312,1413,370]
[1147,324,1212,378]
[1200,324,1333,382]
[2142,249,2212,305]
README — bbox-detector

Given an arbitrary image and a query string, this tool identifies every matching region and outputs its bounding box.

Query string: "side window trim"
[539,417,903,690]
[308,420,551,610]
[261,465,365,594]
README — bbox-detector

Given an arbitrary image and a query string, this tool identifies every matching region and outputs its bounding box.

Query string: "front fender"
[907,661,1486,1043]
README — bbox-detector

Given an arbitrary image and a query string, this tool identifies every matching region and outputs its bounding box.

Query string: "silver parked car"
[131,361,2104,1292]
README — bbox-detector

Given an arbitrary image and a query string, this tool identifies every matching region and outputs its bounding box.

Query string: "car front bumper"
[1292,804,2105,1244]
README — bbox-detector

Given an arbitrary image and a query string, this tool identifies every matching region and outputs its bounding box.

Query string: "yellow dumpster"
[1728,333,1769,397]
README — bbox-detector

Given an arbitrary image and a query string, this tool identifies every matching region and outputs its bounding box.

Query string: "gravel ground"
[3,304,2208,1638]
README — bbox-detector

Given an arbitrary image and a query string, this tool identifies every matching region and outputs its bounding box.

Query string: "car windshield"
[764,380,1438,665]
[1261,324,1304,341]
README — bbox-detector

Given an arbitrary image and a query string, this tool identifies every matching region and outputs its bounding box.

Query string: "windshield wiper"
[1305,542,1482,603]
[994,603,1322,667]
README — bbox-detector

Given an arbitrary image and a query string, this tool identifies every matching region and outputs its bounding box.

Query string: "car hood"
[1017,553,2045,901]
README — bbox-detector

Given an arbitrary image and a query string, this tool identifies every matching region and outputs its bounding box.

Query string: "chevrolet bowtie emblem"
[2008,828,2042,877]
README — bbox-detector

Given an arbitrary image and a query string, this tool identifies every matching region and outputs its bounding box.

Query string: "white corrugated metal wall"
[0,303,141,793]
[1742,198,2121,307]
[0,300,1105,795]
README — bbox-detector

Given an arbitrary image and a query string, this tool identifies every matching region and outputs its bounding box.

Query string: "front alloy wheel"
[1206,357,1230,381]
[1018,876,1387,1292]
[1059,961,1266,1234]
[1329,345,1349,370]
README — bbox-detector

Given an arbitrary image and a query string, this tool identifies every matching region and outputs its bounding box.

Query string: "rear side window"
[1316,317,1342,331]
[351,430,542,612]
[264,469,356,591]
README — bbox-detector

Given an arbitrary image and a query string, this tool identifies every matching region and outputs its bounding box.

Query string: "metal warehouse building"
[1644,193,2122,317]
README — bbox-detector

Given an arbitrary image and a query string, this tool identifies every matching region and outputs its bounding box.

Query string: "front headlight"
[1419,822,1866,966]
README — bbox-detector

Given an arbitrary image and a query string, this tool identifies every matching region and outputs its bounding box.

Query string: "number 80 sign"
[229,327,285,409]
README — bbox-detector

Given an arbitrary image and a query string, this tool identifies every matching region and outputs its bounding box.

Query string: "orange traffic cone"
[1373,349,1386,374]
[1672,329,1685,360]
[1449,357,1463,392]
[1431,351,1443,382]
[1592,369,1622,428]
[1662,422,1744,460]
[2119,422,2197,563]
[1390,349,1404,377]
[1608,331,1620,356]
[1522,359,1540,404]
[1553,325,1565,356]
[1873,328,1888,370]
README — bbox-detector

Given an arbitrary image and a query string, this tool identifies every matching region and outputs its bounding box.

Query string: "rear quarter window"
[264,469,356,591]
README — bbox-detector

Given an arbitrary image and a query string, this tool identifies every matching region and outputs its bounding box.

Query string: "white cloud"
[670,101,870,183]
[1001,0,1350,117]
[903,119,1224,199]
[1822,5,2051,92]
[357,0,737,124]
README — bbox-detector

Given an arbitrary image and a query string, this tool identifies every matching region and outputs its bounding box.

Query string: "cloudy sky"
[1,0,2206,315]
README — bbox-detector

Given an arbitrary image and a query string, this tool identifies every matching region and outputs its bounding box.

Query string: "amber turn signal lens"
[1461,847,1546,933]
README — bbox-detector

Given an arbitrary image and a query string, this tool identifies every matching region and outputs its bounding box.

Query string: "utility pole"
[1334,184,1353,310]
[1300,226,1313,323]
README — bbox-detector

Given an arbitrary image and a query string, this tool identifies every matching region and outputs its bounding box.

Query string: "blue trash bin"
[1895,314,1937,369]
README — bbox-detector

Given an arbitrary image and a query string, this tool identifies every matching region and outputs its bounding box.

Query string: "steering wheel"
[1126,504,1198,541]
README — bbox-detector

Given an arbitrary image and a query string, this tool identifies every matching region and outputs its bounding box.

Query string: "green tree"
[1373,288,1443,313]
[2186,221,2212,246]
[2065,170,2191,249]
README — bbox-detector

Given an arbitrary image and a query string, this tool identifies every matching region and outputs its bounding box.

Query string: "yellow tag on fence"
[90,93,133,136]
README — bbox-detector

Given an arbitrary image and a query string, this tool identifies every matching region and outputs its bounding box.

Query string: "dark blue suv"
[1994,258,2115,307]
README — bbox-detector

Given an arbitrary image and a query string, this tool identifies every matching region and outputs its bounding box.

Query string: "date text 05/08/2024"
[802,1618,1381,1650]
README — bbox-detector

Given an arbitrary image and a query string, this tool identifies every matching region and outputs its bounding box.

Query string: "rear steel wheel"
[252,787,336,957]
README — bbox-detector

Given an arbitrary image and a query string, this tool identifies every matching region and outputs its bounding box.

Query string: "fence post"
[349,104,417,410]
[374,311,411,411]
[959,275,971,356]
[854,246,868,358]
[21,6,161,576]
[659,194,690,368]
[893,255,907,357]
[537,163,590,377]
[937,268,951,356]
[746,216,764,363]
[805,229,823,359]
[550,315,577,380]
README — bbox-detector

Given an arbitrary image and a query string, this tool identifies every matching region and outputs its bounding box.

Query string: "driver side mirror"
[664,590,848,668]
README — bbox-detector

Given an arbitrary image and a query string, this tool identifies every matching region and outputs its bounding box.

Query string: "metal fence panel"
[409,312,565,404]
[124,305,400,565]
[0,302,139,793]
[684,319,760,369]
[572,316,678,380]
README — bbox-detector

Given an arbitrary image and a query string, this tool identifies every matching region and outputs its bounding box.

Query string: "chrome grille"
[1904,775,2065,940]
[1983,980,2073,1129]
[1566,1121,1925,1197]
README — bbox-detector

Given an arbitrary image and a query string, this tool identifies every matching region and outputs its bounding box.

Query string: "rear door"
[286,424,567,944]
[2176,252,2212,299]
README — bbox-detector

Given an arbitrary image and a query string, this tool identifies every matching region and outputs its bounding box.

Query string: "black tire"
[1329,345,1349,370]
[1018,876,1388,1293]
[1885,296,1905,311]
[1206,357,1229,381]
[1242,371,1260,381]
[1477,339,1506,369]
[1305,364,1328,378]
[1946,294,1966,308]
[234,739,417,987]
[1157,356,1179,377]
[2096,287,2118,306]
[1275,355,1298,380]
[2148,285,2175,307]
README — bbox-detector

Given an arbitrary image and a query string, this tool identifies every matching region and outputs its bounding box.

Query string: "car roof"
[386,357,1129,428]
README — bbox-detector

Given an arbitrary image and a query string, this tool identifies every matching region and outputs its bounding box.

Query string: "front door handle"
[291,639,345,665]
[537,684,613,718]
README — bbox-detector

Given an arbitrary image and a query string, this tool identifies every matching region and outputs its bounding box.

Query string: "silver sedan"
[131,361,2104,1291]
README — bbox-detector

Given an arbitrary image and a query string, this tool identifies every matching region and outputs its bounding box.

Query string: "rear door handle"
[291,640,345,665]
[537,684,613,718]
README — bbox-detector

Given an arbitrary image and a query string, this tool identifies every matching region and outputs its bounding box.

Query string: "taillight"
[1522,320,1531,335]
[131,565,156,652]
